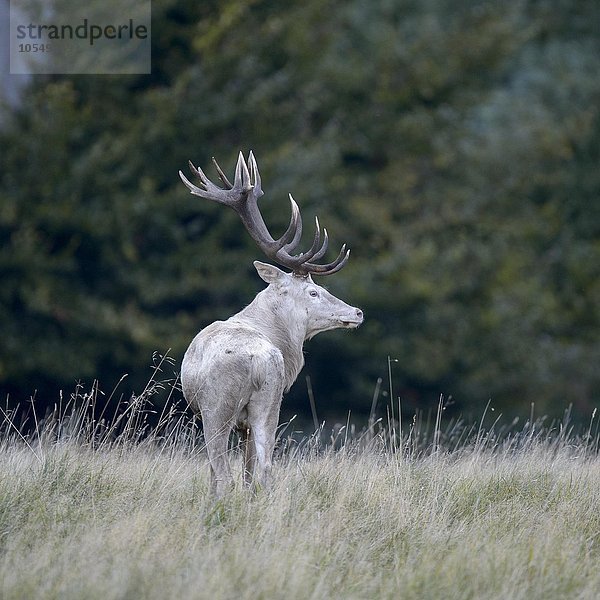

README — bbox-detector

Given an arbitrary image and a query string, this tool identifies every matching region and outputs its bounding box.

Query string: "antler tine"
[248,151,263,197]
[234,151,253,193]
[293,215,321,259]
[301,217,329,263]
[179,169,202,194]
[286,216,324,267]
[179,161,210,195]
[311,227,330,262]
[180,160,237,203]
[304,244,350,275]
[212,157,233,189]
[190,160,221,191]
[278,194,303,252]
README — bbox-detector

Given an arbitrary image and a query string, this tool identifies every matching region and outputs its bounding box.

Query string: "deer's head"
[252,261,363,340]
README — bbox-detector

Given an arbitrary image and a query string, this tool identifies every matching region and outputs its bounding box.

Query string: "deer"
[179,151,363,498]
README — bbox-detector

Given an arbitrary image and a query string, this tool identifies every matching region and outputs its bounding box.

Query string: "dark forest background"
[1,0,599,428]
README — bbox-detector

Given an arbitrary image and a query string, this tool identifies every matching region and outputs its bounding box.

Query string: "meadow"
[1,387,599,600]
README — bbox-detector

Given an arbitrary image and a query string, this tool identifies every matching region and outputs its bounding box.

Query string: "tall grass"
[0,377,599,600]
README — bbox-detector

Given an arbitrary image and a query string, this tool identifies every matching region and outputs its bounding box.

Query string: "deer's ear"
[254,261,288,284]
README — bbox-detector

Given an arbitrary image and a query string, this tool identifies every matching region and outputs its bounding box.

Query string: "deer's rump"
[181,321,284,419]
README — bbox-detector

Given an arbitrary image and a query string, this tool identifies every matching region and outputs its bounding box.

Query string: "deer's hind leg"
[247,350,286,491]
[247,400,283,491]
[202,412,235,499]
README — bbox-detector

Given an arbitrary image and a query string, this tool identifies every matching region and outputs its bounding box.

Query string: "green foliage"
[0,0,598,419]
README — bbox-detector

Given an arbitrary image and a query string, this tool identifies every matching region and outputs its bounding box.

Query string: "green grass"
[0,393,599,599]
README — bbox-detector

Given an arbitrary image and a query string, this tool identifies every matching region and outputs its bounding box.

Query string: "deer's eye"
[309,289,318,297]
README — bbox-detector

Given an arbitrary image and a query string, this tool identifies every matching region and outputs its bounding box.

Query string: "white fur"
[181,261,363,497]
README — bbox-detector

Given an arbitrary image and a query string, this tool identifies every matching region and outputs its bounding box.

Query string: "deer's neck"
[235,290,306,391]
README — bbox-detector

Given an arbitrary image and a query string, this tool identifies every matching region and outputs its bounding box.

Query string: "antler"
[179,151,350,276]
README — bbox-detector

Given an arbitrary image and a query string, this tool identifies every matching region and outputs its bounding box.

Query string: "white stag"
[179,152,363,497]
